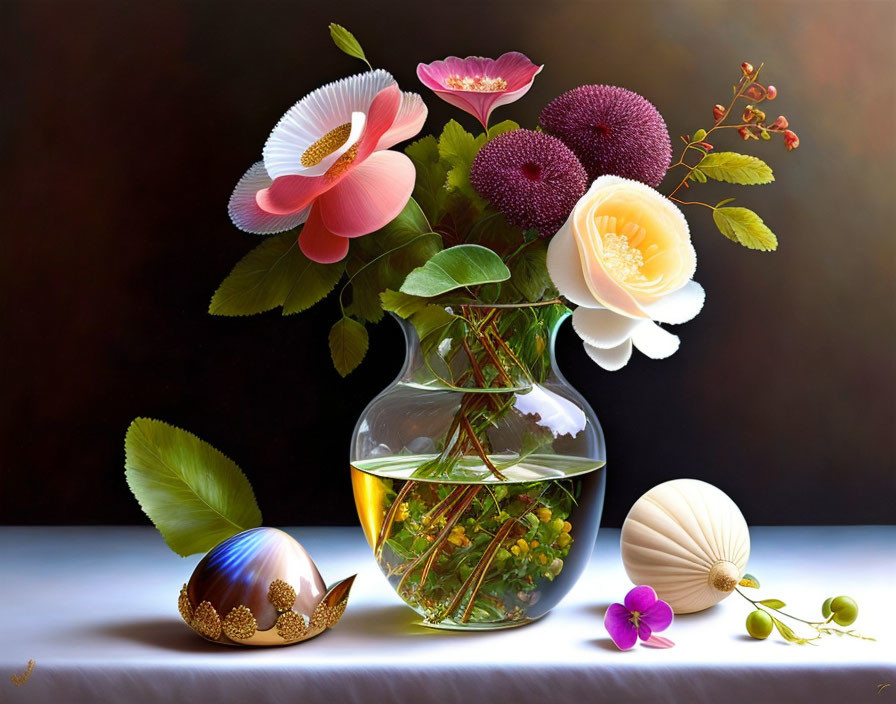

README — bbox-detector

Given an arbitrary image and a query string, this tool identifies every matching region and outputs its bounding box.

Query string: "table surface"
[1,526,894,703]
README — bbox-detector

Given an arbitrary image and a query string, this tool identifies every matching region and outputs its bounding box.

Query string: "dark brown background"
[2,0,894,527]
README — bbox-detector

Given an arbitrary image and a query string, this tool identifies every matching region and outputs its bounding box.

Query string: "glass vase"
[351,303,605,630]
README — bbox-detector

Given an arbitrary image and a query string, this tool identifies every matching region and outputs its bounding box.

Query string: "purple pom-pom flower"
[469,129,588,237]
[539,85,671,187]
[604,585,674,650]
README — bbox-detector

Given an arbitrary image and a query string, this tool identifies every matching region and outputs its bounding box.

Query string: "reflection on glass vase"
[351,303,606,630]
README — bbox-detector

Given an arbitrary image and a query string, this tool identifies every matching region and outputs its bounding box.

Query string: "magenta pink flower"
[604,585,674,650]
[416,52,542,129]
[228,70,427,263]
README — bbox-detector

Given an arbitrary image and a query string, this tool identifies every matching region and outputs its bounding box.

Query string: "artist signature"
[9,659,34,686]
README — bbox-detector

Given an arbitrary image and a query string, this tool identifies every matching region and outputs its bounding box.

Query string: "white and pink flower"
[416,52,542,129]
[229,70,427,263]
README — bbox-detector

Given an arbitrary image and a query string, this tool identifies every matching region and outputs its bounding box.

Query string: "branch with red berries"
[664,62,799,252]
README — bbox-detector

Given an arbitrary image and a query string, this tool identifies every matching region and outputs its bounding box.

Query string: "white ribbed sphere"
[620,479,750,614]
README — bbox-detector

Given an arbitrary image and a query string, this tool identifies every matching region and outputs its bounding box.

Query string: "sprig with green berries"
[736,573,874,645]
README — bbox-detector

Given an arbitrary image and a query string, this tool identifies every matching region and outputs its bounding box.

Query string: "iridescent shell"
[178,527,354,646]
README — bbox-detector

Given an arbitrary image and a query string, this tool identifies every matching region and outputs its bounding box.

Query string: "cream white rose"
[547,175,705,370]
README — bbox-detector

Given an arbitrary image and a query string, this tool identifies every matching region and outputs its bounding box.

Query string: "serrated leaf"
[400,244,511,297]
[487,119,520,139]
[760,599,786,609]
[379,289,428,318]
[509,239,551,301]
[712,206,778,251]
[438,120,487,206]
[328,316,369,376]
[698,152,774,185]
[210,231,344,316]
[124,418,262,556]
[739,573,760,588]
[405,135,450,224]
[328,23,370,67]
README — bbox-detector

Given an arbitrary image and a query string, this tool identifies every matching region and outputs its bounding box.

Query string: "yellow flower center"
[445,75,508,92]
[301,123,353,167]
[325,143,359,179]
[594,216,662,283]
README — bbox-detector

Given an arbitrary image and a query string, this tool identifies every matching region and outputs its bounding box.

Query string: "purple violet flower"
[605,585,674,650]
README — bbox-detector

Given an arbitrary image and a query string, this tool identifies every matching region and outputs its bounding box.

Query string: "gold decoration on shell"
[267,579,297,611]
[178,575,355,647]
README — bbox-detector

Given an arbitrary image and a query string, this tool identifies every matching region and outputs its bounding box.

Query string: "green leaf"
[509,239,552,301]
[712,206,778,251]
[772,617,813,644]
[409,304,455,346]
[329,316,369,376]
[760,599,787,609]
[739,573,760,588]
[210,231,344,316]
[124,418,262,557]
[438,120,487,205]
[400,244,511,297]
[698,152,774,185]
[405,135,450,224]
[379,289,428,318]
[688,168,707,183]
[487,119,520,139]
[693,128,707,141]
[328,23,370,67]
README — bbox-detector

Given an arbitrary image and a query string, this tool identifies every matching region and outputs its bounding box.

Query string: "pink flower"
[416,52,542,129]
[604,585,674,650]
[228,70,427,263]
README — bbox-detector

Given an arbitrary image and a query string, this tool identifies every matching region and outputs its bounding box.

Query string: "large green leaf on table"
[344,198,442,323]
[508,238,553,301]
[405,135,450,224]
[400,244,511,297]
[712,204,778,251]
[124,418,262,557]
[697,152,774,185]
[209,230,345,316]
[328,316,369,376]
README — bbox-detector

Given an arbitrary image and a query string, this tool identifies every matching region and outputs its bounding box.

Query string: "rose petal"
[228,162,310,234]
[376,91,428,152]
[642,634,675,649]
[639,281,705,324]
[583,339,632,371]
[546,221,602,308]
[572,307,641,349]
[317,150,415,237]
[624,585,659,613]
[604,603,638,650]
[256,173,330,216]
[641,598,674,633]
[297,203,349,264]
[631,321,680,359]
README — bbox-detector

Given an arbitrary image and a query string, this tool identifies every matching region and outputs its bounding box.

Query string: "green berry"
[746,610,774,639]
[829,596,858,626]
[821,597,833,619]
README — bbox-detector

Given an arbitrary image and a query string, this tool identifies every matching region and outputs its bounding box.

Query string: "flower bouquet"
[211,25,798,628]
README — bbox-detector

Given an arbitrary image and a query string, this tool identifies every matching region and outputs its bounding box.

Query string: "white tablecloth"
[1,526,893,703]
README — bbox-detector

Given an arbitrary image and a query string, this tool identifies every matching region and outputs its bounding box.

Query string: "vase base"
[418,613,546,631]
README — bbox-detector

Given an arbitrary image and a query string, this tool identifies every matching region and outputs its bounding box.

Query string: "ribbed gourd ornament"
[620,479,750,614]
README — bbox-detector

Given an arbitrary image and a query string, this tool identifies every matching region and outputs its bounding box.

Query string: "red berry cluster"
[717,62,798,150]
